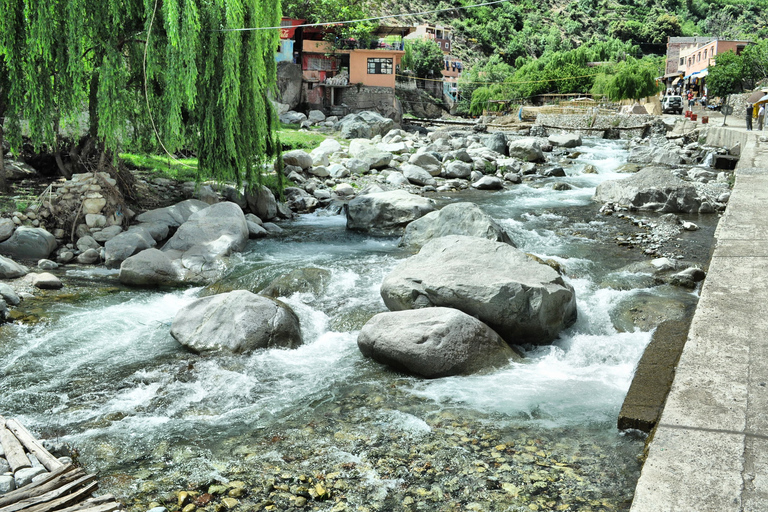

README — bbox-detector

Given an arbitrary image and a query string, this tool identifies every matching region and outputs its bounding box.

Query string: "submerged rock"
[170,290,302,353]
[400,202,514,250]
[610,286,698,332]
[381,235,577,345]
[358,308,520,378]
[260,267,332,298]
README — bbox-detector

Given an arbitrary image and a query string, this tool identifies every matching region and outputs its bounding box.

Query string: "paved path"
[631,127,768,511]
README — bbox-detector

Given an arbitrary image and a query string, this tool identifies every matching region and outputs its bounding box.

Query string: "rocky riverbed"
[0,111,736,511]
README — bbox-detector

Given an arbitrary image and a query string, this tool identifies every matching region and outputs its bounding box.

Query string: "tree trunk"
[0,122,7,193]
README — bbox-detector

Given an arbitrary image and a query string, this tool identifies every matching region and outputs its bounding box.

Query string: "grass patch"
[278,123,328,151]
[120,153,200,182]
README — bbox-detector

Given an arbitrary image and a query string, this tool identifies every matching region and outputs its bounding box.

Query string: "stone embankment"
[630,127,768,511]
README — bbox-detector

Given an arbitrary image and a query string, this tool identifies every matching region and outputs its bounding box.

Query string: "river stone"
[358,308,520,378]
[37,259,58,270]
[104,228,156,268]
[260,267,332,298]
[0,283,21,305]
[135,199,209,229]
[14,466,46,487]
[346,190,436,237]
[283,150,313,170]
[408,152,442,176]
[91,225,124,243]
[593,167,701,213]
[386,172,409,187]
[119,248,184,287]
[381,235,577,345]
[442,161,472,179]
[0,218,15,242]
[400,202,514,249]
[401,164,436,186]
[245,185,278,221]
[76,249,100,264]
[348,139,392,169]
[357,111,396,137]
[482,132,508,155]
[137,222,170,242]
[629,145,683,166]
[170,290,302,354]
[247,221,268,238]
[162,201,248,260]
[310,139,342,166]
[31,272,63,290]
[0,475,15,493]
[344,159,369,175]
[0,227,57,260]
[472,176,504,190]
[507,138,545,162]
[338,114,372,139]
[76,235,100,253]
[548,133,582,148]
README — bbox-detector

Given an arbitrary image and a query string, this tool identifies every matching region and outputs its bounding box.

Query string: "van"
[662,95,683,115]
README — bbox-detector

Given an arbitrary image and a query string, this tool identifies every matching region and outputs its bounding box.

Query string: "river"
[0,138,718,511]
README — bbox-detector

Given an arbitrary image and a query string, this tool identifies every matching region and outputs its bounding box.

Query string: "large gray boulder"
[0,255,28,279]
[628,145,684,166]
[338,114,372,139]
[401,164,436,186]
[358,308,520,378]
[507,138,545,163]
[548,133,582,148]
[135,199,209,229]
[282,150,313,170]
[400,202,514,249]
[310,139,343,166]
[0,227,57,260]
[346,190,436,237]
[104,227,156,268]
[482,132,508,155]
[594,167,702,213]
[119,248,184,287]
[245,185,278,221]
[348,139,392,169]
[170,290,302,353]
[381,235,577,345]
[0,218,14,242]
[276,61,303,109]
[162,201,249,267]
[408,152,442,176]
[442,161,472,179]
[357,111,396,137]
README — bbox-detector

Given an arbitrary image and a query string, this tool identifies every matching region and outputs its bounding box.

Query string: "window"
[367,58,393,74]
[704,49,707,60]
[680,57,684,66]
[697,52,701,62]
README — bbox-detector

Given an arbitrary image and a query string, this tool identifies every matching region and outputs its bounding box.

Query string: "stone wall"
[535,114,658,139]
[336,86,403,123]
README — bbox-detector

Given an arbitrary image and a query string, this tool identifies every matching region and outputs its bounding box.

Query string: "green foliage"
[120,152,200,182]
[0,0,283,190]
[707,50,747,98]
[281,0,374,47]
[598,57,661,101]
[278,124,328,151]
[401,39,445,79]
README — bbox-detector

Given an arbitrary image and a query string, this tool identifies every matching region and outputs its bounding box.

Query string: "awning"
[684,69,707,80]
[671,77,681,85]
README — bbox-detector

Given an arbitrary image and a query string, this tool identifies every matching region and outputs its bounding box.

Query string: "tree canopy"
[401,39,445,79]
[0,0,283,189]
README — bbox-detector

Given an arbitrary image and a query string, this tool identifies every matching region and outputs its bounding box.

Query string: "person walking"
[758,104,765,131]
[747,103,754,131]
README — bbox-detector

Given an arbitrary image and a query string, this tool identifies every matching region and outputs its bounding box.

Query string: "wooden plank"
[0,474,97,512]
[0,418,31,472]
[21,481,99,512]
[54,501,121,512]
[6,420,64,472]
[0,467,84,508]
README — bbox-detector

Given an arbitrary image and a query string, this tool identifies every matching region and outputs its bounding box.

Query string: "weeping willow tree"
[0,0,283,194]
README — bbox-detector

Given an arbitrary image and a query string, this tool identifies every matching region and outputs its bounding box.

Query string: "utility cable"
[218,0,511,31]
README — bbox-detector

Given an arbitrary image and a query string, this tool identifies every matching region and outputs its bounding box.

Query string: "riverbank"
[630,127,768,511]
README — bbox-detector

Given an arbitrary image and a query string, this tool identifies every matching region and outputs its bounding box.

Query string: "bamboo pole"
[0,417,31,472]
[5,420,64,471]
[0,474,97,512]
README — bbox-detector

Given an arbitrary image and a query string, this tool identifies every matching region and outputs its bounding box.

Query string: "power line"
[217,0,511,32]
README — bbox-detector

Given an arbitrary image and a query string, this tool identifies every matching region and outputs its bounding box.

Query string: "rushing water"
[0,139,716,511]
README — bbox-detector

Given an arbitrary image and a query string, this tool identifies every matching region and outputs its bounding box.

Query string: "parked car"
[662,95,683,114]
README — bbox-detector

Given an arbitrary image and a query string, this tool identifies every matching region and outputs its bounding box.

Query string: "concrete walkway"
[631,127,768,511]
